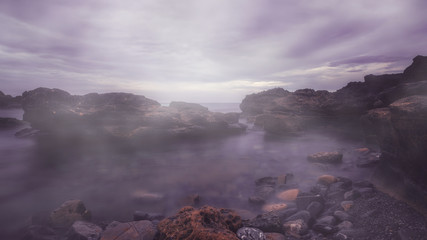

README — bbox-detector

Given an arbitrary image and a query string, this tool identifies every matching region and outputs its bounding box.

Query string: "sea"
[0,105,373,238]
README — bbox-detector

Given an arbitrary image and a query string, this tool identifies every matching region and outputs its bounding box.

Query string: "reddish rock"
[157,206,242,240]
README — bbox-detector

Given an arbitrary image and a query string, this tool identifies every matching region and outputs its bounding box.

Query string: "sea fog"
[0,105,374,236]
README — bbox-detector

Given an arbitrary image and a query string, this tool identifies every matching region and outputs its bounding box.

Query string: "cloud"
[0,0,426,101]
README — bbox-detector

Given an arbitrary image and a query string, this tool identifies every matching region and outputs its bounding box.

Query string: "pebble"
[306,201,323,219]
[340,201,354,211]
[344,189,361,200]
[283,219,308,238]
[66,221,102,240]
[237,227,266,240]
[336,220,353,230]
[262,203,287,212]
[333,211,352,222]
[317,175,338,185]
[276,189,299,201]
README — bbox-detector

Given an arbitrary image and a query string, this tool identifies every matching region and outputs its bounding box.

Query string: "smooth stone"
[306,201,323,219]
[286,210,311,223]
[66,221,102,240]
[344,190,361,200]
[236,227,266,240]
[283,219,308,238]
[316,216,336,226]
[317,175,338,185]
[336,221,353,230]
[276,189,299,201]
[333,211,352,222]
[296,192,324,210]
[262,203,287,213]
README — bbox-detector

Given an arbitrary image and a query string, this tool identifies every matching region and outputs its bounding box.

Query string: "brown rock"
[157,206,242,240]
[262,203,287,213]
[50,200,91,228]
[276,189,299,201]
[317,175,338,185]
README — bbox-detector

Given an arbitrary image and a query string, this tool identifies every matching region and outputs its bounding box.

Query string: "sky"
[0,0,426,103]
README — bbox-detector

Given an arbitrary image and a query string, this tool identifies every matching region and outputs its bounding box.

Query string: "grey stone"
[286,210,311,223]
[244,212,282,233]
[344,190,361,200]
[296,192,324,210]
[306,201,323,219]
[283,219,309,238]
[66,221,102,240]
[336,221,353,231]
[333,211,352,222]
[237,227,266,240]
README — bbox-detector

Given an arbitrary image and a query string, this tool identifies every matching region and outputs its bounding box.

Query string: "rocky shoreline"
[0,55,426,239]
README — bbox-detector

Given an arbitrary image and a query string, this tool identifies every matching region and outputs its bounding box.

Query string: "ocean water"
[0,108,373,237]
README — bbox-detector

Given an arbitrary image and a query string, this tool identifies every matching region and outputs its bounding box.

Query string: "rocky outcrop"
[0,90,22,108]
[240,55,427,135]
[20,88,246,144]
[157,206,242,240]
[362,95,427,189]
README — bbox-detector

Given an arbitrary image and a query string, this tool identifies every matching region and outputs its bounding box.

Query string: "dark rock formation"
[20,88,246,145]
[157,206,242,240]
[0,117,24,129]
[240,55,427,135]
[0,90,22,108]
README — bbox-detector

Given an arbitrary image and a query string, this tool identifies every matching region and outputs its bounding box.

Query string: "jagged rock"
[50,200,91,228]
[244,212,283,233]
[66,221,102,240]
[0,90,22,108]
[308,152,343,164]
[157,206,241,240]
[100,220,156,240]
[236,227,266,240]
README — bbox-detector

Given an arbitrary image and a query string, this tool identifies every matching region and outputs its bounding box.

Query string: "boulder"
[0,90,22,108]
[66,221,102,240]
[100,220,156,240]
[50,200,91,228]
[157,206,241,240]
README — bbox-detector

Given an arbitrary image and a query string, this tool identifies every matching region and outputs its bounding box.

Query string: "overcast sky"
[0,0,426,102]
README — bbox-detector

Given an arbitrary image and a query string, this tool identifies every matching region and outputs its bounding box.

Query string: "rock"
[286,210,311,223]
[340,201,354,211]
[131,190,164,203]
[22,225,58,240]
[264,232,285,240]
[336,221,353,231]
[233,209,257,221]
[66,221,102,240]
[317,175,338,185]
[308,152,343,164]
[306,201,323,219]
[100,220,156,240]
[0,117,24,129]
[50,200,91,228]
[262,203,287,213]
[283,219,308,238]
[254,186,275,200]
[276,189,299,201]
[15,127,40,138]
[333,211,352,222]
[313,216,339,235]
[236,227,266,240]
[403,55,427,82]
[255,177,277,187]
[157,206,241,240]
[296,192,324,210]
[169,101,208,112]
[0,90,22,108]
[133,211,165,221]
[248,196,266,206]
[244,212,282,233]
[344,190,361,200]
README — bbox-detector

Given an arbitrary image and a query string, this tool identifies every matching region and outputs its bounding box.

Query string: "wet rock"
[133,211,165,221]
[340,201,354,211]
[157,206,241,240]
[296,192,324,210]
[317,175,338,185]
[255,177,277,187]
[264,232,285,240]
[66,221,102,240]
[274,208,298,222]
[286,210,311,223]
[283,219,308,238]
[344,190,361,200]
[0,117,24,129]
[50,200,91,228]
[313,216,339,235]
[236,227,266,240]
[244,212,282,233]
[254,186,275,200]
[101,220,156,240]
[336,221,353,231]
[131,190,164,203]
[262,203,287,213]
[306,201,323,219]
[308,152,343,164]
[333,211,352,222]
[22,225,58,240]
[276,189,299,201]
[248,196,266,206]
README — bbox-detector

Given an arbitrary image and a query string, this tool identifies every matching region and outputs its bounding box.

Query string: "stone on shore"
[50,200,91,228]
